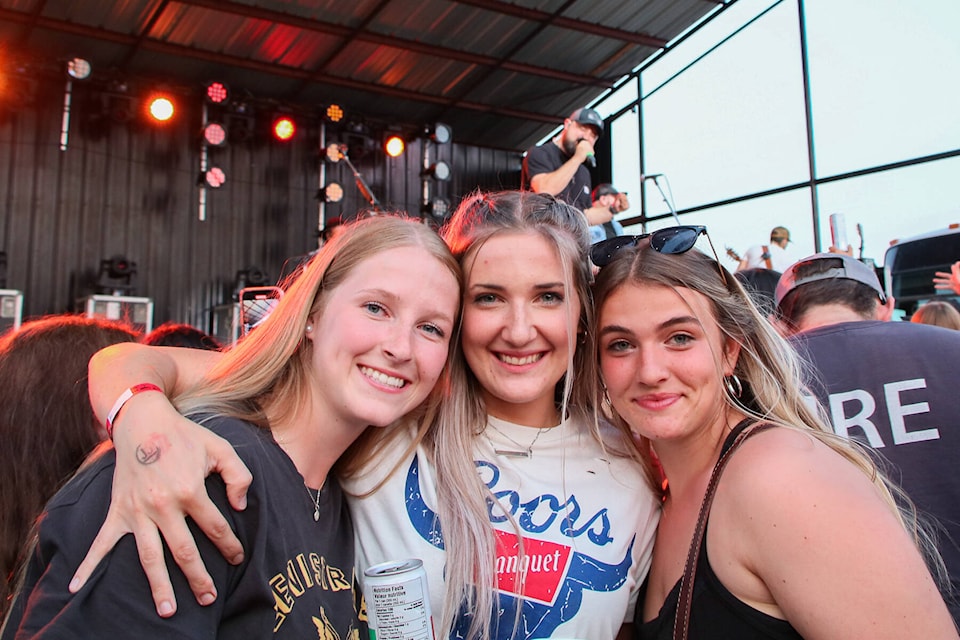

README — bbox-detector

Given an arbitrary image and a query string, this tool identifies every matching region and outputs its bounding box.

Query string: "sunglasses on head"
[590,225,728,285]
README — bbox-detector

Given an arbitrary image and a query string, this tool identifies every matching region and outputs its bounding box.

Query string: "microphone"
[641,173,663,180]
[577,138,596,168]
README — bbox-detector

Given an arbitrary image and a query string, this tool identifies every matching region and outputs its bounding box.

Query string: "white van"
[884,224,960,319]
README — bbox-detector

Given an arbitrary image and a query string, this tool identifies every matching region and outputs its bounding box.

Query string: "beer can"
[829,212,848,250]
[363,559,435,640]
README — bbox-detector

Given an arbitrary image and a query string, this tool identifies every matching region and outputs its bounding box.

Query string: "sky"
[587,0,960,268]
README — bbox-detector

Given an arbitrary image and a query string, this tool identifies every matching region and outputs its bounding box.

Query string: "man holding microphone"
[521,107,617,226]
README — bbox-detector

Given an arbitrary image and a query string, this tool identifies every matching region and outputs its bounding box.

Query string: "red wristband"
[105,383,163,439]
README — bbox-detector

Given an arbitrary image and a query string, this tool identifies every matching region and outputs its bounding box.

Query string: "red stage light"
[204,167,226,188]
[206,81,228,104]
[384,134,405,157]
[272,116,296,141]
[203,122,227,146]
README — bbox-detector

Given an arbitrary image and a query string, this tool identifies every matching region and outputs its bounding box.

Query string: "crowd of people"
[1,106,959,639]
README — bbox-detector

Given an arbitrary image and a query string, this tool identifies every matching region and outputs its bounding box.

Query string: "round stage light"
[326,104,344,123]
[427,160,451,181]
[205,81,229,104]
[322,182,344,203]
[384,134,405,157]
[204,167,226,188]
[272,116,296,141]
[203,122,227,146]
[147,95,175,122]
[67,58,92,80]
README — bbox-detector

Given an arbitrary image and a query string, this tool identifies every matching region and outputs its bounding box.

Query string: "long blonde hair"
[173,215,462,437]
[427,190,637,640]
[591,238,948,586]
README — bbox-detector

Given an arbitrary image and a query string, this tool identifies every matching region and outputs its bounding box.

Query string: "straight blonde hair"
[428,191,638,640]
[174,215,462,440]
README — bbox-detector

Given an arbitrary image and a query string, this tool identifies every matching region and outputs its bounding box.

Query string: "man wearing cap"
[775,253,960,625]
[521,108,614,226]
[737,226,795,272]
[588,183,630,244]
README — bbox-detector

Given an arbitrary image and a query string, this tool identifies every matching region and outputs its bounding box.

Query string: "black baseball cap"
[569,108,604,136]
[592,183,619,200]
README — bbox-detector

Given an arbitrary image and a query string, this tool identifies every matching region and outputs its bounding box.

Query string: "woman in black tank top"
[589,228,956,639]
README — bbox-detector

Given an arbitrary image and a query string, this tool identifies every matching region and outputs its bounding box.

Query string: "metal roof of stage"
[0,0,726,150]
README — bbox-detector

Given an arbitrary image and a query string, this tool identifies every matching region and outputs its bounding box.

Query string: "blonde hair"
[424,190,637,640]
[591,239,949,588]
[911,300,960,330]
[173,215,462,441]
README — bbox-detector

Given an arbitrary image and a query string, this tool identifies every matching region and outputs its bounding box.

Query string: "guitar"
[725,246,741,263]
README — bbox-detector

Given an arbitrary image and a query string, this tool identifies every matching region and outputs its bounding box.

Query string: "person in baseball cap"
[774,252,894,337]
[568,107,604,137]
[770,226,791,243]
[521,106,610,226]
[775,252,886,309]
[588,183,630,243]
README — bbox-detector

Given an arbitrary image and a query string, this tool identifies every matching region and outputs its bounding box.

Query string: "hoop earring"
[724,374,743,399]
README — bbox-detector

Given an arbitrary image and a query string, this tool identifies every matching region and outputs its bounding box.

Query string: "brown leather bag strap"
[672,423,774,640]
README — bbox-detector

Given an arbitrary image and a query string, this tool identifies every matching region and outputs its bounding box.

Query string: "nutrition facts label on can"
[368,577,433,640]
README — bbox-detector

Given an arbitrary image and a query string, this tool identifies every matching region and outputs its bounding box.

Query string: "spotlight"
[428,197,450,220]
[203,122,227,146]
[384,134,405,158]
[66,57,92,80]
[426,122,452,145]
[232,267,271,300]
[272,115,296,141]
[201,167,227,188]
[147,94,175,122]
[423,160,451,181]
[325,142,344,163]
[61,58,92,151]
[318,182,344,203]
[326,104,344,123]
[205,81,229,104]
[96,255,137,295]
[107,256,134,278]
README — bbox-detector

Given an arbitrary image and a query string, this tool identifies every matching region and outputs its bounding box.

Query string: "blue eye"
[669,333,693,346]
[420,323,445,338]
[605,339,632,353]
[364,302,386,315]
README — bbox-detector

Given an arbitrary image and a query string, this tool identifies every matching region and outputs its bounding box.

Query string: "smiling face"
[598,281,740,444]
[306,245,459,431]
[461,231,580,426]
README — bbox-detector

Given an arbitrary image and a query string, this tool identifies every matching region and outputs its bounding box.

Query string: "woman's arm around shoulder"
[712,426,958,640]
[3,448,242,639]
[69,343,253,618]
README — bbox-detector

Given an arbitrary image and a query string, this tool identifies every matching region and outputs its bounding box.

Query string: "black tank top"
[634,423,804,639]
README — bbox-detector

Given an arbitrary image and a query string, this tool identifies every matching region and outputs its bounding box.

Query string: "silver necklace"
[305,484,321,522]
[485,422,552,458]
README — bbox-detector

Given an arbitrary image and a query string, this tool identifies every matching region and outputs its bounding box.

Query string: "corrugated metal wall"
[0,78,522,332]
